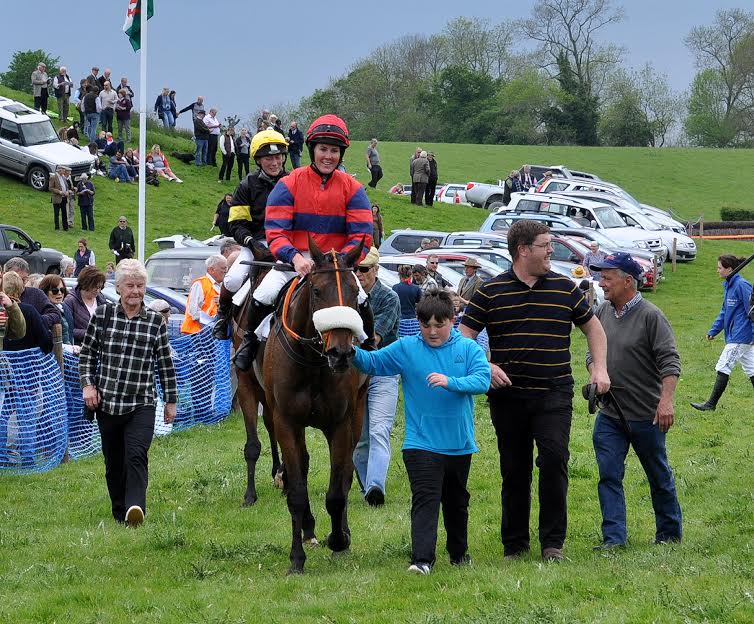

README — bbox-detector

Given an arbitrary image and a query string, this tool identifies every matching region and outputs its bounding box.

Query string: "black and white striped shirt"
[79,303,177,415]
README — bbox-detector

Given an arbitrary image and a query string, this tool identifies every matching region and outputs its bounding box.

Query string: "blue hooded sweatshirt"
[353,329,490,455]
[708,272,753,344]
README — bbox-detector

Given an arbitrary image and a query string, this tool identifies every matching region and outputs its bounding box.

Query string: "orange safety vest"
[180,275,219,334]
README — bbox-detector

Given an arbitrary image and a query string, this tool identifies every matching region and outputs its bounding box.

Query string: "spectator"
[460,219,609,562]
[115,89,133,143]
[85,66,99,89]
[52,66,74,123]
[97,68,113,92]
[82,86,101,143]
[425,153,438,207]
[389,182,404,194]
[87,142,107,177]
[411,151,430,206]
[0,281,27,349]
[587,252,682,549]
[426,255,450,289]
[72,81,87,127]
[218,127,236,182]
[105,262,116,281]
[25,274,44,289]
[118,76,135,100]
[63,265,107,345]
[520,164,538,191]
[178,95,205,119]
[169,91,178,127]
[352,247,401,506]
[154,87,174,128]
[1,271,52,354]
[109,216,135,264]
[213,193,233,237]
[366,138,383,189]
[100,132,125,157]
[235,128,251,179]
[31,62,50,113]
[287,121,304,169]
[181,255,227,334]
[147,145,182,183]
[193,110,210,167]
[412,264,437,293]
[79,259,177,527]
[124,148,140,179]
[66,121,81,142]
[583,242,606,278]
[39,274,75,347]
[3,258,60,329]
[50,165,74,231]
[456,258,482,307]
[273,116,284,135]
[109,151,134,183]
[98,81,118,134]
[691,254,754,411]
[73,238,96,277]
[352,290,490,574]
[60,256,75,278]
[370,204,384,248]
[204,108,221,166]
[502,170,522,206]
[409,147,422,202]
[393,265,423,320]
[414,237,432,253]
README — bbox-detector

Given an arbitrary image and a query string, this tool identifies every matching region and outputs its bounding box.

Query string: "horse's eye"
[311,287,321,298]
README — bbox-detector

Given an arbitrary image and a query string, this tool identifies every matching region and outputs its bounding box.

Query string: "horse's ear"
[308,235,326,265]
[344,236,366,268]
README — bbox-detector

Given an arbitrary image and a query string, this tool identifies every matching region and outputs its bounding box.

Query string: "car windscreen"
[146,257,209,291]
[594,205,629,229]
[624,211,661,231]
[20,120,59,146]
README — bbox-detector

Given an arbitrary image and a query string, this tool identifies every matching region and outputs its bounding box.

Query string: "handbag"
[84,303,113,422]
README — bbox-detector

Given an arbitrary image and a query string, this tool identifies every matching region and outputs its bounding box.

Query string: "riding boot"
[212,285,235,340]
[234,300,273,372]
[751,376,754,389]
[358,299,377,351]
[690,372,729,411]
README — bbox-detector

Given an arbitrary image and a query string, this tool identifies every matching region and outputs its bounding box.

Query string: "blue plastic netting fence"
[1,324,232,475]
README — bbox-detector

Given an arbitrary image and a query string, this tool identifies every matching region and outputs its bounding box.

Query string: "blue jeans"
[84,113,99,142]
[353,374,399,496]
[593,412,682,545]
[195,139,208,166]
[290,150,301,169]
[162,110,175,128]
[109,164,131,182]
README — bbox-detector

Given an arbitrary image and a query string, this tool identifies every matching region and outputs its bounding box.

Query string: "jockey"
[233,113,375,371]
[212,129,289,340]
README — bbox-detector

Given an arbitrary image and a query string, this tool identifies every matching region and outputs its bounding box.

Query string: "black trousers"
[413,182,427,205]
[368,164,383,188]
[489,390,573,555]
[53,199,68,230]
[80,204,95,230]
[98,404,155,522]
[237,153,250,179]
[219,153,235,180]
[208,134,218,166]
[100,108,114,133]
[34,89,49,113]
[425,179,437,206]
[402,449,472,566]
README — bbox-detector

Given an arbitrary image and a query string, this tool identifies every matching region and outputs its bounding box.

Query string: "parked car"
[479,211,583,234]
[0,224,64,273]
[436,183,469,205]
[379,230,447,255]
[524,164,601,183]
[145,246,220,292]
[441,231,509,249]
[548,227,662,266]
[0,97,96,190]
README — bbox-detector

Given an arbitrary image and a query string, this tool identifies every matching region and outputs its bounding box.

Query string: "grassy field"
[2,85,754,622]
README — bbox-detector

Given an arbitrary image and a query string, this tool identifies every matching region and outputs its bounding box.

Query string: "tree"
[0,49,60,94]
[598,79,652,146]
[684,69,742,147]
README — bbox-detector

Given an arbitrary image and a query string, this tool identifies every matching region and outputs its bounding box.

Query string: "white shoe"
[175,178,183,183]
[408,563,431,575]
[125,505,144,527]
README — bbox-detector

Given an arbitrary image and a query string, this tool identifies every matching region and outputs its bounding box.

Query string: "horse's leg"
[324,422,354,553]
[276,420,310,574]
[301,445,317,544]
[262,403,284,486]
[237,374,261,506]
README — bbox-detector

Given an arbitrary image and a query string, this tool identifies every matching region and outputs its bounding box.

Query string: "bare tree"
[523,0,625,95]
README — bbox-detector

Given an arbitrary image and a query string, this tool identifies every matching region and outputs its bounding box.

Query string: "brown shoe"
[542,547,564,562]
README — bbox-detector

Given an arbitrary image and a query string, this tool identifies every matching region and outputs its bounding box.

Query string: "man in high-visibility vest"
[181,255,228,334]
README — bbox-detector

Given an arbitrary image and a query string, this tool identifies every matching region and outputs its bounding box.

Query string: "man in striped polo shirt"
[460,219,610,562]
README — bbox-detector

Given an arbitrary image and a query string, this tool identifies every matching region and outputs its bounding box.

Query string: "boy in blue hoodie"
[353,291,491,574]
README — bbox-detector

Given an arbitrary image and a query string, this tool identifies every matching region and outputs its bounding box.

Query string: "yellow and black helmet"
[250,129,288,159]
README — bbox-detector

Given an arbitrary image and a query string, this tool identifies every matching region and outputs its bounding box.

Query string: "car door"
[2,227,43,273]
[0,119,26,176]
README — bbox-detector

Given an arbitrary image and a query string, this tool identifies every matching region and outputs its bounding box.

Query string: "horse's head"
[308,236,365,373]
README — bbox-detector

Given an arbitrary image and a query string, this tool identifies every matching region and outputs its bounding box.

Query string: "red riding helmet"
[305,114,350,148]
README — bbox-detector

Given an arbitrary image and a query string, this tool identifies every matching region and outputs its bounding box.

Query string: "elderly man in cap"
[49,166,74,231]
[31,62,49,113]
[457,258,482,307]
[583,241,606,278]
[352,247,401,506]
[587,252,682,549]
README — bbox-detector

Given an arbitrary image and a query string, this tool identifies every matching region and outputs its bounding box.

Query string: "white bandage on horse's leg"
[313,306,367,343]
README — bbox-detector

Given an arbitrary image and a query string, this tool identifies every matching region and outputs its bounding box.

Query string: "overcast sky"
[1,0,744,129]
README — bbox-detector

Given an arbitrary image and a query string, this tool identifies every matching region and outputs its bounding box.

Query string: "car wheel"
[488,202,505,212]
[28,166,49,191]
[47,265,61,275]
[485,196,503,211]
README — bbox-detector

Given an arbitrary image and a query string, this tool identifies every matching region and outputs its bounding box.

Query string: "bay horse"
[231,243,283,506]
[263,237,368,574]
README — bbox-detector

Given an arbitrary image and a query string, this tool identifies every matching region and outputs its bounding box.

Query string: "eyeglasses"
[48,287,64,294]
[529,242,554,250]
[354,266,373,274]
[118,220,127,223]
[427,262,438,266]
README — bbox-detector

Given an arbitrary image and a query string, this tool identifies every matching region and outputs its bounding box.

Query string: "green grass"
[3,84,754,622]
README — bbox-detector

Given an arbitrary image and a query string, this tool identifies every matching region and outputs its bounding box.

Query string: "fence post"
[687,220,692,237]
[52,324,63,372]
[700,215,704,243]
[671,238,677,273]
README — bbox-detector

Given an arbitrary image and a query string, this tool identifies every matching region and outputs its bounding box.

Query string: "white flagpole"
[137,0,148,261]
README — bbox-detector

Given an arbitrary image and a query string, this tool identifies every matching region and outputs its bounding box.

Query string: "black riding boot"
[690,372,729,411]
[234,300,273,372]
[212,285,234,340]
[359,299,377,351]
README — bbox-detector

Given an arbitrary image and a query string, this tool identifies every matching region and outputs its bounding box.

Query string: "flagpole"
[137,0,148,262]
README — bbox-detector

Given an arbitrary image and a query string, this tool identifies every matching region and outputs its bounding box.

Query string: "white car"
[436,183,469,205]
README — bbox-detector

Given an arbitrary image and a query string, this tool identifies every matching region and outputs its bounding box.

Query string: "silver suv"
[0,97,96,191]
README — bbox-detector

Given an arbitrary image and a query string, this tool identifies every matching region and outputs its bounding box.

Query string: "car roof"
[385,229,448,238]
[145,246,219,261]
[511,193,613,210]
[0,97,51,123]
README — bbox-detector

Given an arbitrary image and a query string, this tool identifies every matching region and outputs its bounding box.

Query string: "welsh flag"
[123,0,154,52]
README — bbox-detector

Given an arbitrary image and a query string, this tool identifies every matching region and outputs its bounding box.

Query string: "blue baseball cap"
[589,252,644,281]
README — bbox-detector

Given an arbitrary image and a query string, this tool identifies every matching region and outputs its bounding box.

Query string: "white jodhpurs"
[223,246,254,292]
[715,343,754,376]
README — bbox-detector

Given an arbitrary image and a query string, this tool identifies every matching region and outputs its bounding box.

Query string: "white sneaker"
[175,178,183,183]
[125,505,144,527]
[408,563,431,575]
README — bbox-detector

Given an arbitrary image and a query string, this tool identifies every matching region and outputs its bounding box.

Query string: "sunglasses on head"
[354,266,372,273]
[49,287,64,294]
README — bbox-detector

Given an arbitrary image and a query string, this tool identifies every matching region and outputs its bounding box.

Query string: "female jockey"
[213,129,289,340]
[233,114,374,371]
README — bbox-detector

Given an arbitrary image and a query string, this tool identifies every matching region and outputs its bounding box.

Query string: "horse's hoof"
[273,473,285,490]
[304,537,320,547]
[325,532,351,553]
[242,493,258,507]
[287,565,305,576]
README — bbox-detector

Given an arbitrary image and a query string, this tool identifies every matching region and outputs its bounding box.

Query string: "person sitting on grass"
[87,142,108,176]
[146,144,182,183]
[109,151,134,183]
[351,290,491,575]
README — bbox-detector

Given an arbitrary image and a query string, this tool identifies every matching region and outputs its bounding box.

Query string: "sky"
[1,0,745,130]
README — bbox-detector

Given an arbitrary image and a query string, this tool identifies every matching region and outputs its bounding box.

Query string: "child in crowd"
[352,290,490,575]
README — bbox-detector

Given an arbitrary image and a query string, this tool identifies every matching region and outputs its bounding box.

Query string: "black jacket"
[109,225,135,255]
[288,128,304,153]
[428,158,438,182]
[20,286,61,330]
[229,170,287,244]
[3,303,52,353]
[193,118,210,140]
